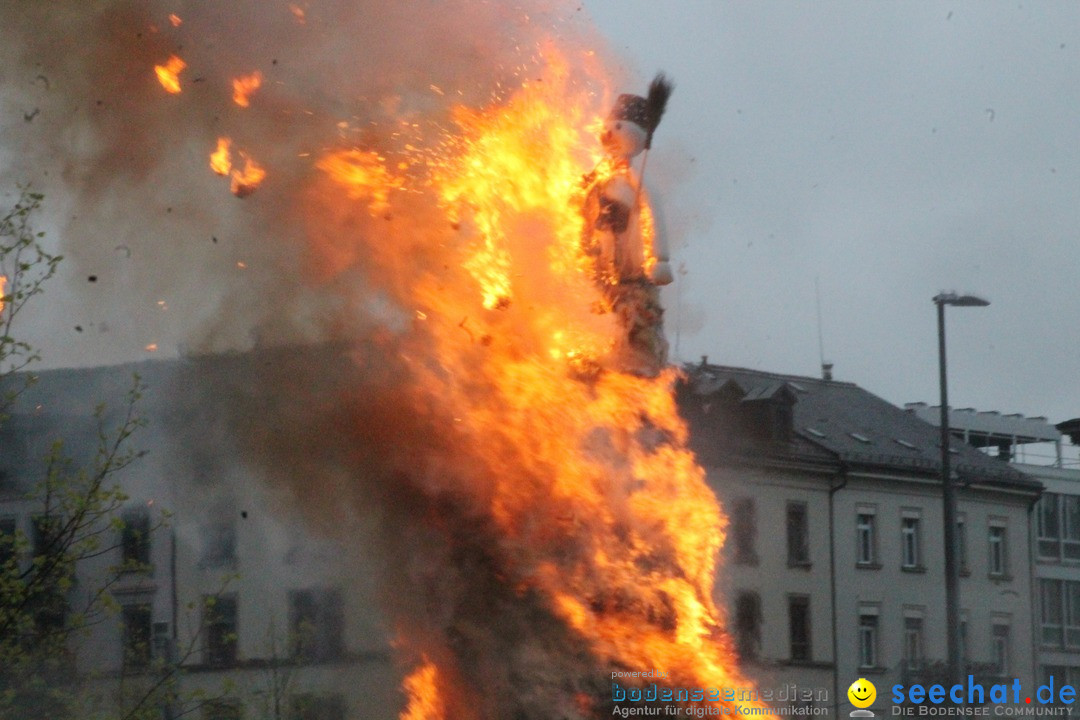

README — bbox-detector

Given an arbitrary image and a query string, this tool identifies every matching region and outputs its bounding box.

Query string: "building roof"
[0,344,357,493]
[0,351,1042,496]
[681,363,1040,492]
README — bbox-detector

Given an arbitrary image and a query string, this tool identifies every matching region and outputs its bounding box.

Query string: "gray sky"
[585,1,1080,426]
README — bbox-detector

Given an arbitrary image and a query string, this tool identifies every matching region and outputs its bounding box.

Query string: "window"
[1069,583,1080,648]
[786,502,810,566]
[858,609,878,669]
[290,694,346,720]
[788,595,811,662]
[731,498,757,566]
[901,516,921,569]
[202,517,237,568]
[1065,497,1080,561]
[1038,494,1080,562]
[121,507,151,570]
[856,511,876,566]
[30,515,68,637]
[152,621,173,663]
[31,514,59,560]
[733,591,761,662]
[122,603,153,671]
[1042,579,1065,646]
[289,588,344,661]
[1040,579,1080,648]
[204,594,238,667]
[992,624,1010,676]
[957,515,968,573]
[988,523,1007,576]
[202,700,243,720]
[904,617,924,670]
[1038,494,1061,558]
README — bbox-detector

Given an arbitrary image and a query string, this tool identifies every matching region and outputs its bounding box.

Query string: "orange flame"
[232,71,263,107]
[316,150,402,215]
[154,54,186,94]
[311,48,763,714]
[210,137,232,175]
[168,13,182,27]
[0,275,7,314]
[230,151,265,197]
[399,659,444,720]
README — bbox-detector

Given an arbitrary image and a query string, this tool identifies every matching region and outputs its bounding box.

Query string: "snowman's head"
[600,93,648,160]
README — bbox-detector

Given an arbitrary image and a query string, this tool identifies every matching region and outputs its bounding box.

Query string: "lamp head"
[934,292,990,307]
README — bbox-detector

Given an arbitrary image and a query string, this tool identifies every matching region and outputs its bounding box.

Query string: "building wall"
[706,463,1037,715]
[1016,463,1080,688]
[708,464,836,701]
[832,476,1035,708]
[0,416,401,720]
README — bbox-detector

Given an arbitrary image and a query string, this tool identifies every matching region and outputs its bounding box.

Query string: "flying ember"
[210,137,232,175]
[232,71,263,107]
[229,151,265,197]
[153,54,186,94]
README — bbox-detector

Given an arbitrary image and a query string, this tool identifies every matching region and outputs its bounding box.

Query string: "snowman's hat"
[608,73,673,150]
[609,94,649,130]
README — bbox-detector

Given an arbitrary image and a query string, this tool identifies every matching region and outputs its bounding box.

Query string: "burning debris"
[231,70,262,107]
[0,1,760,717]
[208,138,266,197]
[228,151,266,198]
[210,137,232,175]
[153,53,186,94]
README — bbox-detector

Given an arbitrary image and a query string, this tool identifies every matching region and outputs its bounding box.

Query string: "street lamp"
[934,292,990,689]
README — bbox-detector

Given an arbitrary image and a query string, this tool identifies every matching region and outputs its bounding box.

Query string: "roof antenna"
[816,276,833,381]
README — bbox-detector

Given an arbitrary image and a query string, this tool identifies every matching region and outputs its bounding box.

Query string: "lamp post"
[934,292,990,689]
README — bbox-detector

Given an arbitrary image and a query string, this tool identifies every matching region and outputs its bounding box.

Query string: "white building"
[907,405,1080,692]
[681,363,1042,715]
[0,354,399,720]
[1,353,1047,718]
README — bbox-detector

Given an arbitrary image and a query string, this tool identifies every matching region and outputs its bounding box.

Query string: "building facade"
[908,406,1080,693]
[0,354,1050,718]
[680,363,1042,715]
[0,354,399,720]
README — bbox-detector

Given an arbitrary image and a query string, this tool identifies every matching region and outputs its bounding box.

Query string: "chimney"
[821,362,833,381]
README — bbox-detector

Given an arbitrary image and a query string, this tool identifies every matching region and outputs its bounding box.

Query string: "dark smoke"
[0,2,647,718]
[0,0,605,366]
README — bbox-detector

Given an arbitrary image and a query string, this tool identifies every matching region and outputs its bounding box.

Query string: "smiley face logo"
[848,678,876,709]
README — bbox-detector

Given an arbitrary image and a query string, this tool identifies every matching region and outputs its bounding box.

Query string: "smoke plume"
[1,3,747,719]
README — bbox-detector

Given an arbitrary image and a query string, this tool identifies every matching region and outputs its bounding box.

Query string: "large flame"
[304,50,760,717]
[400,659,446,720]
[171,18,756,718]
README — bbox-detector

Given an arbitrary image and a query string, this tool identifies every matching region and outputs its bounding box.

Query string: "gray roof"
[0,344,356,494]
[682,363,1039,492]
[0,350,1042,497]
